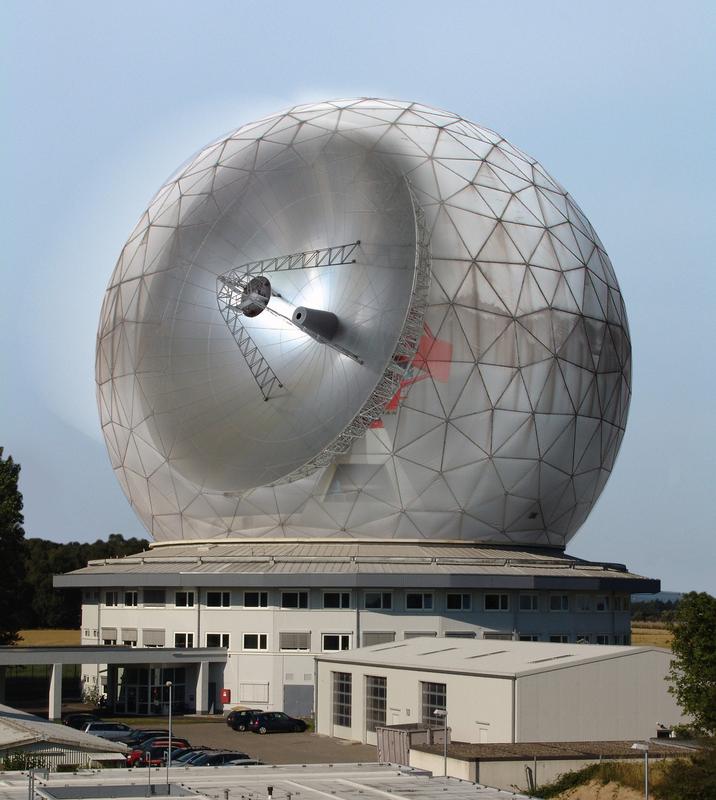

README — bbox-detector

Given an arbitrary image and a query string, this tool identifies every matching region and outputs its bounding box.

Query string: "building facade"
[315,638,685,744]
[56,539,658,716]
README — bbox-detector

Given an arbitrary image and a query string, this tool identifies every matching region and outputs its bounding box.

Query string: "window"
[206,633,230,648]
[322,634,351,652]
[83,629,90,637]
[576,594,591,612]
[332,672,352,727]
[103,638,117,646]
[549,634,569,643]
[445,631,477,639]
[281,591,308,609]
[421,681,446,726]
[143,589,166,606]
[364,592,392,610]
[323,592,350,609]
[365,675,387,732]
[405,631,437,639]
[244,591,268,608]
[519,594,538,611]
[483,631,513,640]
[519,634,539,641]
[175,591,195,607]
[279,632,311,651]
[576,634,591,644]
[243,633,268,650]
[105,591,119,607]
[446,593,471,611]
[174,633,194,648]
[406,592,433,610]
[121,628,137,646]
[595,634,609,645]
[614,595,630,612]
[595,596,610,612]
[362,632,395,646]
[485,593,509,611]
[550,595,569,612]
[143,629,165,647]
[124,591,138,606]
[206,591,231,608]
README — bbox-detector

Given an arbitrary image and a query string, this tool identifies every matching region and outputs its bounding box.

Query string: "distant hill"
[632,591,683,603]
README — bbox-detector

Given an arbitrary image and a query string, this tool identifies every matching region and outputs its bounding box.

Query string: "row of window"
[332,675,446,731]
[97,589,630,612]
[87,629,629,649]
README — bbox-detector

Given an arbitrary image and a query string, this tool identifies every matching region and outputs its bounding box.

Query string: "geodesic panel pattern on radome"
[97,98,631,547]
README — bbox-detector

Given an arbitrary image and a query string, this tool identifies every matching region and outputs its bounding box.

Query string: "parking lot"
[142,718,377,765]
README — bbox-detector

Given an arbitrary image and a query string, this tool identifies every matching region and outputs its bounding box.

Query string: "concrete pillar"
[49,663,62,720]
[0,666,5,703]
[195,661,209,715]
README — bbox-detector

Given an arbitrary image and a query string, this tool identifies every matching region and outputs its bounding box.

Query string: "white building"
[315,638,685,744]
[55,539,657,716]
[0,704,127,770]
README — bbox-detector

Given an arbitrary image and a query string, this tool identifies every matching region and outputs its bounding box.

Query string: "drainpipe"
[511,677,516,743]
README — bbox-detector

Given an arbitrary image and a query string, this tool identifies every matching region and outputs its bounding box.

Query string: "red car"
[127,738,190,767]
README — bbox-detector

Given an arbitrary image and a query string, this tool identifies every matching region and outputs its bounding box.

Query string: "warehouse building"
[315,638,685,744]
[0,704,126,770]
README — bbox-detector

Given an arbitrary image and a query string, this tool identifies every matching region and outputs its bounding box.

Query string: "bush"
[654,739,716,800]
[0,752,47,771]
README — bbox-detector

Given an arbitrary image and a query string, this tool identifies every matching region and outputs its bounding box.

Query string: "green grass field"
[15,625,673,650]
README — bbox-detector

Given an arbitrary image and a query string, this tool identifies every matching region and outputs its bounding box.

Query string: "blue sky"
[2,0,714,592]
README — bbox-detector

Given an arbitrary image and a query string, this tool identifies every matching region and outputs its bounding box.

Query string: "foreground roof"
[316,637,671,679]
[412,738,696,761]
[0,705,126,755]
[54,540,658,592]
[0,762,534,800]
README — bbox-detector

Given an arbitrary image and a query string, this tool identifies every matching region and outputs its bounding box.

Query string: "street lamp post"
[166,680,173,787]
[631,742,649,799]
[433,708,448,778]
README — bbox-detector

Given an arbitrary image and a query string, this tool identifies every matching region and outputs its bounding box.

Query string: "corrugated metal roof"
[316,637,669,679]
[61,541,647,581]
[0,705,126,754]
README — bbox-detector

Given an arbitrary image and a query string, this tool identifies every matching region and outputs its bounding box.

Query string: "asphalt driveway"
[166,719,377,765]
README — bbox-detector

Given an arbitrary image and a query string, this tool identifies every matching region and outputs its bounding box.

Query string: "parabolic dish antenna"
[98,99,631,546]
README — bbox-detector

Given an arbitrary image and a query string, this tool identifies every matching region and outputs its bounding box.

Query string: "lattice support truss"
[274,188,431,484]
[217,242,360,400]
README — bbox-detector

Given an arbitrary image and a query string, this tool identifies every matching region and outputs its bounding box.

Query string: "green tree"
[668,591,716,735]
[0,448,27,644]
[655,740,716,800]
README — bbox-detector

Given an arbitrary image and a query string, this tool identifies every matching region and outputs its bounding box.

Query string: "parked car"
[127,738,190,767]
[248,712,307,734]
[177,750,216,765]
[191,751,252,766]
[124,729,170,747]
[173,748,212,763]
[227,709,260,731]
[83,721,138,741]
[63,713,100,730]
[132,745,183,768]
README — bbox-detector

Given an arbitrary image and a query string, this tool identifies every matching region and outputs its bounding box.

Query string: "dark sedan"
[227,709,260,731]
[63,713,100,730]
[191,751,253,766]
[248,712,307,734]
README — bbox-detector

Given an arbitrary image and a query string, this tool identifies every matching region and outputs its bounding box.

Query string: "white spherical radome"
[97,99,631,547]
